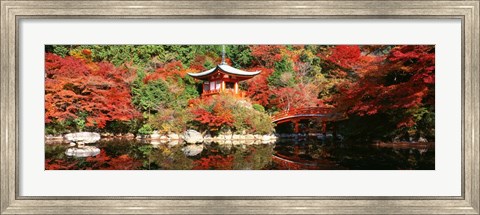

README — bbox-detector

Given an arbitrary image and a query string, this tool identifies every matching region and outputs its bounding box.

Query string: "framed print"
[1,0,479,214]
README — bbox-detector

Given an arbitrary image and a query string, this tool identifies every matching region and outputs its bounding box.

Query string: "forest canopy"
[45,45,435,142]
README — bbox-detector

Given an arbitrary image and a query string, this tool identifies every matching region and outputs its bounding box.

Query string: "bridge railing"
[271,107,346,122]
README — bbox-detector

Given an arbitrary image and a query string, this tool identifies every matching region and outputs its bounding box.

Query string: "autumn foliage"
[45,149,142,170]
[333,45,435,128]
[45,44,435,141]
[193,155,234,170]
[45,53,139,130]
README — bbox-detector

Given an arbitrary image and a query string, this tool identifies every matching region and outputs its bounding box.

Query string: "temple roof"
[188,64,261,80]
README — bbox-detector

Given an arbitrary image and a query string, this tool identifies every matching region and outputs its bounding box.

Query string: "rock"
[215,134,225,140]
[168,140,180,147]
[160,135,169,140]
[224,134,232,140]
[45,135,63,140]
[124,133,135,138]
[418,137,428,143]
[65,146,100,157]
[232,134,241,139]
[269,134,277,139]
[150,131,161,139]
[204,134,213,141]
[181,144,204,156]
[168,133,180,140]
[203,134,213,144]
[393,136,401,142]
[150,139,161,147]
[100,132,113,138]
[245,140,255,145]
[183,129,203,144]
[245,134,255,140]
[64,132,100,144]
[254,135,262,140]
[261,135,270,141]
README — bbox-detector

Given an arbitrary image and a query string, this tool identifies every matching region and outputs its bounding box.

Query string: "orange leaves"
[250,45,288,68]
[143,61,186,83]
[83,150,142,170]
[45,53,139,128]
[211,102,234,127]
[193,155,234,170]
[82,49,92,55]
[191,98,234,129]
[324,45,361,69]
[271,84,322,112]
[334,45,435,128]
[245,67,273,106]
[45,159,79,170]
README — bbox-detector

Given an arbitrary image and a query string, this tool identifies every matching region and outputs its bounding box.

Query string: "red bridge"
[271,107,347,134]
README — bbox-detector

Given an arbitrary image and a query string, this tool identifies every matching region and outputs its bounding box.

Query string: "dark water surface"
[45,138,435,170]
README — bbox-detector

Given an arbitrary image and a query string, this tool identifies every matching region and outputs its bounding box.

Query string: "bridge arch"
[271,107,346,134]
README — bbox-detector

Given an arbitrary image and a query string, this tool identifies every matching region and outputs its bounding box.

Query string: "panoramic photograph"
[44,45,435,170]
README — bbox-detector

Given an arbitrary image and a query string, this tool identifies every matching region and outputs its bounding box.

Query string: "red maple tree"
[45,53,139,129]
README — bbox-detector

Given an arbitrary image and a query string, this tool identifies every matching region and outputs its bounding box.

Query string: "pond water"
[45,138,434,170]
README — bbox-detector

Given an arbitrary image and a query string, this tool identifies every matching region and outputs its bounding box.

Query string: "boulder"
[168,140,180,147]
[203,134,213,144]
[150,131,161,139]
[245,134,255,140]
[204,134,213,141]
[150,140,161,148]
[245,140,255,145]
[160,135,169,140]
[124,133,135,138]
[182,129,203,144]
[232,134,242,139]
[215,134,225,140]
[168,133,180,140]
[261,135,271,141]
[100,132,113,138]
[64,132,100,144]
[65,146,100,157]
[45,135,63,140]
[418,137,428,143]
[181,144,204,156]
[254,135,263,140]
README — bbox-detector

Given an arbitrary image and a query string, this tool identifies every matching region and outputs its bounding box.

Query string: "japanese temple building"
[187,46,260,97]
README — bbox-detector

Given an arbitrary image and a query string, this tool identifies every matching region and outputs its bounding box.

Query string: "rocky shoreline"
[45,129,279,145]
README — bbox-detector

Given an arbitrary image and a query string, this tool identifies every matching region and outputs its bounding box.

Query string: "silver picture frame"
[1,0,479,214]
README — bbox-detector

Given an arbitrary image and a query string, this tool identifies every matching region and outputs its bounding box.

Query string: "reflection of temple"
[187,46,260,97]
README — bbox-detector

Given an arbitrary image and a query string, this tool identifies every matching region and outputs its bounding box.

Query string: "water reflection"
[45,138,434,170]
